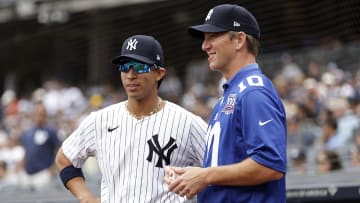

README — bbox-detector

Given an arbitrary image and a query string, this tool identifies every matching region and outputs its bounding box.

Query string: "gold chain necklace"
[125,98,162,120]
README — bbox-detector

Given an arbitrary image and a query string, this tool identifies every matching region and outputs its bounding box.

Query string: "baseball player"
[165,4,287,203]
[55,35,207,203]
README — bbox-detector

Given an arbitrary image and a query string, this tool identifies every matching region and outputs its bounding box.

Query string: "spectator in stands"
[316,150,342,173]
[279,53,305,102]
[18,102,60,191]
[1,89,18,117]
[159,67,183,103]
[0,135,24,185]
[288,148,307,174]
[57,77,88,121]
[0,104,3,122]
[351,128,360,166]
[306,59,323,81]
[318,117,341,151]
[295,103,319,146]
[0,124,7,147]
[0,160,9,190]
[280,53,304,84]
[0,160,7,179]
[0,159,18,190]
[328,98,359,148]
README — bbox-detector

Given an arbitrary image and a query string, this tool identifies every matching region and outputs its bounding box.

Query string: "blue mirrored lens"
[119,62,151,74]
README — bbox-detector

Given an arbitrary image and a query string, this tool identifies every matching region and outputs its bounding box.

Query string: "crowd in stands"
[0,39,360,192]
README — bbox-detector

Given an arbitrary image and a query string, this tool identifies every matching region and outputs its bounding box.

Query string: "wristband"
[59,165,85,189]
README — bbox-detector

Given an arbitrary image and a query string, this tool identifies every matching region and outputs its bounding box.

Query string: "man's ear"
[234,32,247,50]
[157,68,166,81]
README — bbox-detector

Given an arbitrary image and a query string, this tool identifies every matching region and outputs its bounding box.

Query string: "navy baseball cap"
[112,35,164,67]
[188,4,260,39]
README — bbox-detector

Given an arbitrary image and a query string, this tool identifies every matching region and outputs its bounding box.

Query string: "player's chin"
[209,63,220,71]
[125,85,141,93]
[125,90,143,98]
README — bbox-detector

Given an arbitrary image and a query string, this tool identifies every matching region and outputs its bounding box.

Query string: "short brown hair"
[246,34,260,57]
[229,31,260,57]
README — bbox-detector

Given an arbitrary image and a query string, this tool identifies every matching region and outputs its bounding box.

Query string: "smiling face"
[202,32,236,72]
[201,31,249,80]
[120,64,165,101]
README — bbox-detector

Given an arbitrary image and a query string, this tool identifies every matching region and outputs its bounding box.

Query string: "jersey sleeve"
[240,89,287,173]
[187,114,208,166]
[62,112,97,168]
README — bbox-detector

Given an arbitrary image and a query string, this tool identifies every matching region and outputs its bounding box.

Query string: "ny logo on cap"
[126,38,138,51]
[205,9,213,21]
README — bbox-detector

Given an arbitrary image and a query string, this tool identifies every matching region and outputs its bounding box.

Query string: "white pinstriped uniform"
[62,100,207,203]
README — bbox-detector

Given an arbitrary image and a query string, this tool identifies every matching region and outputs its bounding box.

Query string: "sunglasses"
[119,61,160,74]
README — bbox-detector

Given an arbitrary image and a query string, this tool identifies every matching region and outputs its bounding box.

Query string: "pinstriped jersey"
[62,100,207,203]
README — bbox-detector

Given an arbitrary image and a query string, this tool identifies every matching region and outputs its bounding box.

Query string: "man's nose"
[126,68,137,78]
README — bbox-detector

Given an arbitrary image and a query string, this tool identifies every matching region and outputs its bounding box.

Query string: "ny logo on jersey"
[126,38,138,51]
[147,134,178,168]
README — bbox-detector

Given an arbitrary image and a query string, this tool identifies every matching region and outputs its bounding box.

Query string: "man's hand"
[165,166,208,200]
[164,166,178,184]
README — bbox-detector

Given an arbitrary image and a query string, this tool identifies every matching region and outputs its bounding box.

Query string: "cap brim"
[112,54,154,65]
[188,24,228,38]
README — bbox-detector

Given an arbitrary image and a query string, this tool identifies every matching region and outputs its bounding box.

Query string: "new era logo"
[156,54,160,61]
[233,21,240,27]
[126,38,138,51]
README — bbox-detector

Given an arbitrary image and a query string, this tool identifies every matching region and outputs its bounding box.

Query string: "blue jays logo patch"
[222,93,236,115]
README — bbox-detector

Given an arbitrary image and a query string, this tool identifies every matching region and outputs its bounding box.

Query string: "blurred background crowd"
[0,37,360,193]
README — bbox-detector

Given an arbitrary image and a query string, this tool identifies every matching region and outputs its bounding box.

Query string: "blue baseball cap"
[188,4,260,39]
[112,35,164,67]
